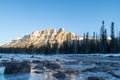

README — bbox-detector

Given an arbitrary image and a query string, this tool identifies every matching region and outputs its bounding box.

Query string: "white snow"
[0,67,5,74]
[32,30,41,37]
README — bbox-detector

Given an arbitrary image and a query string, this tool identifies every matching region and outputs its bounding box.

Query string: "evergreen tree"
[110,22,115,53]
[85,32,90,53]
[100,21,108,53]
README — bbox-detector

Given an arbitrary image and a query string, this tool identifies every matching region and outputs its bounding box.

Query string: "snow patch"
[0,67,5,74]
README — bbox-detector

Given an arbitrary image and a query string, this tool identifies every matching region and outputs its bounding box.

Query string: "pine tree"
[110,22,115,53]
[100,21,108,53]
[86,32,89,53]
[90,32,96,53]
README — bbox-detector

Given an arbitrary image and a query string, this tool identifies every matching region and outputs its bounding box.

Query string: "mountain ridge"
[2,28,83,48]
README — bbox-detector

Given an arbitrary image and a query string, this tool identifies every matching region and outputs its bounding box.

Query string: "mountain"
[2,28,83,48]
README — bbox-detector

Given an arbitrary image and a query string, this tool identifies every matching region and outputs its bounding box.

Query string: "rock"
[87,76,105,80]
[30,55,34,58]
[0,62,3,66]
[45,62,61,70]
[32,60,61,70]
[56,59,60,61]
[1,60,11,66]
[53,71,66,80]
[4,60,31,74]
[65,68,79,74]
[82,67,109,73]
[10,57,14,61]
[32,60,41,63]
[82,67,99,72]
[95,62,120,67]
[108,55,114,57]
[0,55,2,58]
[65,60,79,65]
[33,70,43,74]
[1,60,10,62]
[33,65,44,70]
[108,71,120,78]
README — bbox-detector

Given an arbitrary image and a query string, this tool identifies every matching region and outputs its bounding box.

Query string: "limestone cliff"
[2,28,83,48]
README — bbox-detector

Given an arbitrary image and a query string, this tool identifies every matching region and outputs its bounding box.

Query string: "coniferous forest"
[0,21,120,54]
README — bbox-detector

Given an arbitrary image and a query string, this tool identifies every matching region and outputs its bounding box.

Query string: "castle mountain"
[2,28,83,48]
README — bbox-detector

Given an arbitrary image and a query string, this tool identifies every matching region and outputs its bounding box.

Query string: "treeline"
[0,21,120,54]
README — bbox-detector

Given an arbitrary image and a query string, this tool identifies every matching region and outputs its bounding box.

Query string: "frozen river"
[0,53,120,80]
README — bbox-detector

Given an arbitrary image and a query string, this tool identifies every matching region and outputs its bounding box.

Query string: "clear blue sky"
[0,0,120,45]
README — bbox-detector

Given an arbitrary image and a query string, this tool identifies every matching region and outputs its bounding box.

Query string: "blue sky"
[0,0,120,45]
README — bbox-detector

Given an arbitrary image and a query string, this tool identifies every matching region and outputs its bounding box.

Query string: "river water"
[0,53,120,80]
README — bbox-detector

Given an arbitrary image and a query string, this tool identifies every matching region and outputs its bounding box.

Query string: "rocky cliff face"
[2,28,83,48]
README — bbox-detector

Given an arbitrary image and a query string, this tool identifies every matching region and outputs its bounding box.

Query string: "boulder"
[53,71,66,80]
[82,67,99,72]
[4,60,31,74]
[1,60,11,66]
[45,62,61,70]
[32,60,41,63]
[82,67,109,73]
[0,55,2,58]
[87,76,105,80]
[65,68,79,74]
[108,70,120,78]
[33,65,44,70]
[33,70,43,74]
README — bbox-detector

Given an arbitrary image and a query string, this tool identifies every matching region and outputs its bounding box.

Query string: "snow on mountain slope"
[6,35,29,45]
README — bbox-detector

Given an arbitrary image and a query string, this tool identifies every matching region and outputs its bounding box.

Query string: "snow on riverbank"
[0,67,5,74]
